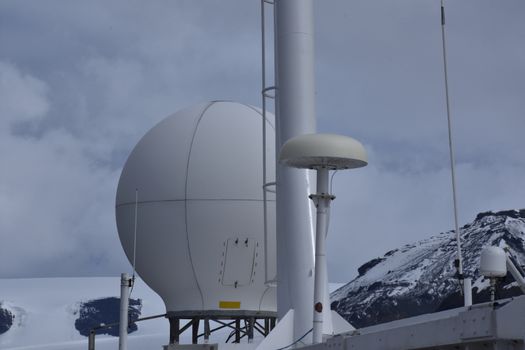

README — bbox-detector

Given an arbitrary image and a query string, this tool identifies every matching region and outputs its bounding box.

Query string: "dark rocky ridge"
[74,297,142,337]
[0,305,14,335]
[331,209,525,328]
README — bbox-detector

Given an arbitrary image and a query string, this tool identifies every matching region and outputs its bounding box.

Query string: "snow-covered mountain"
[3,210,524,348]
[0,277,168,350]
[331,209,525,328]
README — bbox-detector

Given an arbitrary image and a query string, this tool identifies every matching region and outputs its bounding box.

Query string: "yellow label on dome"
[219,301,241,309]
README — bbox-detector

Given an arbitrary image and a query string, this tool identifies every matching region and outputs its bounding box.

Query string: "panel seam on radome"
[183,101,215,309]
[245,104,276,131]
[259,285,272,310]
[116,198,276,208]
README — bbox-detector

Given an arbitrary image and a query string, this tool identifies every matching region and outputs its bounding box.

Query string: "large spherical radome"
[116,101,276,313]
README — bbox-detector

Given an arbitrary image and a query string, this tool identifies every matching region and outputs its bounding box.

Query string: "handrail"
[88,313,166,350]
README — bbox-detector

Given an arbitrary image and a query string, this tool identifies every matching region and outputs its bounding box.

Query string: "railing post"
[88,330,96,350]
[119,273,132,350]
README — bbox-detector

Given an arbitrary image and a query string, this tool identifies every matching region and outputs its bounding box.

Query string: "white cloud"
[0,62,128,277]
[0,62,49,127]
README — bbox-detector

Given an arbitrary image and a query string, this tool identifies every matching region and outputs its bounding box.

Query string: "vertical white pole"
[489,278,496,302]
[274,0,317,342]
[463,278,472,306]
[505,254,525,293]
[119,273,131,350]
[312,168,330,344]
[441,0,466,303]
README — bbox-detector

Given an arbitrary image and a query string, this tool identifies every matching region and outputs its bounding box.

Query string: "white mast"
[119,273,132,350]
[274,0,317,342]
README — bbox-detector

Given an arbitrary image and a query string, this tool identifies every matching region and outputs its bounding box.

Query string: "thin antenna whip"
[440,0,464,282]
[129,188,138,297]
[132,188,138,275]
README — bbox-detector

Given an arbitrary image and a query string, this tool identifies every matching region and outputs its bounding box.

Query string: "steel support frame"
[167,315,277,344]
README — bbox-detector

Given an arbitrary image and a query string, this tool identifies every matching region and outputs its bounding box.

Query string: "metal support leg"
[248,317,255,343]
[192,318,200,344]
[169,318,180,344]
[204,318,210,343]
[235,319,241,343]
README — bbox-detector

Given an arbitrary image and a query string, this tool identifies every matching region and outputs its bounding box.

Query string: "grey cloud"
[0,1,522,281]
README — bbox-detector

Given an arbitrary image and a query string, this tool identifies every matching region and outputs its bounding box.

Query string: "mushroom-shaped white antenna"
[279,133,367,170]
[278,133,367,344]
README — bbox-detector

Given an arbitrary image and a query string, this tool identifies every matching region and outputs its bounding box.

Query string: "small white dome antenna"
[279,133,367,344]
[480,246,507,302]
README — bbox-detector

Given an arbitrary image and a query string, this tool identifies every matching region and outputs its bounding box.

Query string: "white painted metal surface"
[480,247,507,277]
[274,0,317,342]
[311,168,330,344]
[463,277,472,307]
[303,296,525,350]
[505,253,525,294]
[119,273,132,350]
[116,101,276,313]
[256,310,295,350]
[330,311,355,335]
[279,134,368,170]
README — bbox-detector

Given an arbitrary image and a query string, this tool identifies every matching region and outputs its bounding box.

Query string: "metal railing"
[87,313,166,350]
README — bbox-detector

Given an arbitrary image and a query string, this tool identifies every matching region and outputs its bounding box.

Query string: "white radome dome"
[116,101,276,313]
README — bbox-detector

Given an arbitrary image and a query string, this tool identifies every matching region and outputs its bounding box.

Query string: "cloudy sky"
[1,0,524,283]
